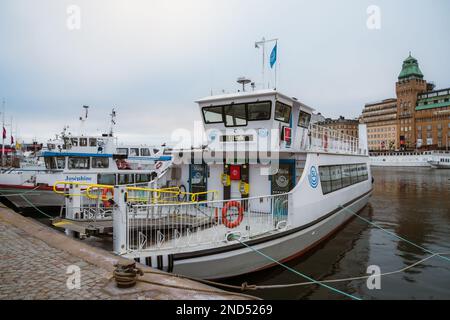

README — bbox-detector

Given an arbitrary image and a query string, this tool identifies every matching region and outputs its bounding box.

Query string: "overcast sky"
[1,0,449,145]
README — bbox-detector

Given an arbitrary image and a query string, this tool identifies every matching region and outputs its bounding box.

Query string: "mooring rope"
[339,205,450,264]
[233,236,362,300]
[18,194,53,219]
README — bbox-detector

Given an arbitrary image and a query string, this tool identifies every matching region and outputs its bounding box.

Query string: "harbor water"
[226,167,450,299]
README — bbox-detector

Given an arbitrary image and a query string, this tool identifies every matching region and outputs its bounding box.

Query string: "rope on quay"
[233,237,362,300]
[339,205,450,264]
[0,188,53,219]
[112,262,258,299]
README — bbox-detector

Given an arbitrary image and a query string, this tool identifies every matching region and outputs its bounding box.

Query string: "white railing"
[125,193,290,253]
[307,123,366,155]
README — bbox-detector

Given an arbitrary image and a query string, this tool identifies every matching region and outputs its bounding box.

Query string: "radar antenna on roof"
[237,77,251,92]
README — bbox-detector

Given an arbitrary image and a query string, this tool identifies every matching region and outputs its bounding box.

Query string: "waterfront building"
[361,54,450,151]
[415,88,450,149]
[317,116,359,138]
[361,98,398,151]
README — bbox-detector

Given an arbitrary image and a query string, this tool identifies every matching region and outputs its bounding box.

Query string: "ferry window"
[341,165,351,187]
[71,138,78,147]
[91,157,109,168]
[44,157,56,170]
[224,104,247,127]
[89,138,97,147]
[298,111,311,128]
[97,173,115,185]
[274,102,291,123]
[117,148,128,155]
[47,143,56,150]
[80,138,87,147]
[129,148,139,156]
[136,174,151,183]
[319,163,368,195]
[140,148,150,156]
[247,102,271,121]
[68,157,90,169]
[203,106,223,124]
[56,157,65,169]
[350,164,359,184]
[118,174,134,185]
[357,164,368,182]
[153,148,160,154]
[330,166,343,191]
[319,166,332,194]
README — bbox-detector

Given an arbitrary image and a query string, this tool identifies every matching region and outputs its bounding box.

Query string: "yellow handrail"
[53,181,219,204]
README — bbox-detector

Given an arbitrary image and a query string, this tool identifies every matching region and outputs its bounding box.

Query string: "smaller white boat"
[369,151,433,167]
[428,151,450,169]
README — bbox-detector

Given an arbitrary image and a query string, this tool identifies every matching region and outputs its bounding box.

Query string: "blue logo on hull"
[308,166,319,188]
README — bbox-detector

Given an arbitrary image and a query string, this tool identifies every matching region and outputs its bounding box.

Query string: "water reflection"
[226,167,450,300]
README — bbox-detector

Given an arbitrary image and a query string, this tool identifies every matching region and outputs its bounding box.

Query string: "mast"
[254,37,278,89]
[109,108,116,136]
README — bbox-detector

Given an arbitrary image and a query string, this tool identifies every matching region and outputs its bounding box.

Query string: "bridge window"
[129,148,139,156]
[247,102,271,121]
[71,138,78,147]
[117,148,128,155]
[68,157,90,169]
[274,102,291,123]
[79,138,87,147]
[89,138,97,147]
[56,157,66,169]
[298,111,311,128]
[224,104,247,127]
[140,148,150,156]
[91,157,109,168]
[203,106,223,124]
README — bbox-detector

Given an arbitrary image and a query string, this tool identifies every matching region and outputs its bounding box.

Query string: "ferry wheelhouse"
[58,89,373,279]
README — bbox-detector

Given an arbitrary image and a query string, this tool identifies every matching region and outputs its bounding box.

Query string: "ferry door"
[189,164,208,201]
[271,160,295,195]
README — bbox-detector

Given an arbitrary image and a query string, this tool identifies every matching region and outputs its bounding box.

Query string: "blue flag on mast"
[269,42,277,68]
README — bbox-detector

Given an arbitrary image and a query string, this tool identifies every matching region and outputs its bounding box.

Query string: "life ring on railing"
[221,201,244,229]
[323,131,329,150]
[155,161,163,170]
[102,188,114,207]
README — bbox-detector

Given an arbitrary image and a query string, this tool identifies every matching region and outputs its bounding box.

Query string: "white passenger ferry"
[369,151,433,167]
[58,88,373,279]
[428,151,450,169]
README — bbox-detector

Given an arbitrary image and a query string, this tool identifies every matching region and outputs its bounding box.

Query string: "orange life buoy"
[222,201,244,228]
[101,188,113,207]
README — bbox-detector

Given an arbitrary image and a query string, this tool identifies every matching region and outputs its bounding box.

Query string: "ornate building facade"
[361,54,450,151]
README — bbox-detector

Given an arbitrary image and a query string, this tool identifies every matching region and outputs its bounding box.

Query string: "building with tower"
[360,53,450,151]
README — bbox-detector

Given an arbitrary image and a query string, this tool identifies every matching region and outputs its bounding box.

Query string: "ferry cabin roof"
[196,89,314,154]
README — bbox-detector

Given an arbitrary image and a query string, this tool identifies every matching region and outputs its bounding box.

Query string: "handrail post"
[64,183,81,236]
[113,185,127,255]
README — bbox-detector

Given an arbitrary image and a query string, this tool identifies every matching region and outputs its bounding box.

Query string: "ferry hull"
[133,191,371,280]
[0,186,63,214]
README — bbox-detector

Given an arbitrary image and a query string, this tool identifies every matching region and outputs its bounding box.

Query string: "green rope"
[18,194,53,219]
[234,237,362,300]
[339,205,450,264]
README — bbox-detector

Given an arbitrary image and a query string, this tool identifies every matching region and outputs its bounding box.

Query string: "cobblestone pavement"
[0,221,114,300]
[0,208,253,300]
